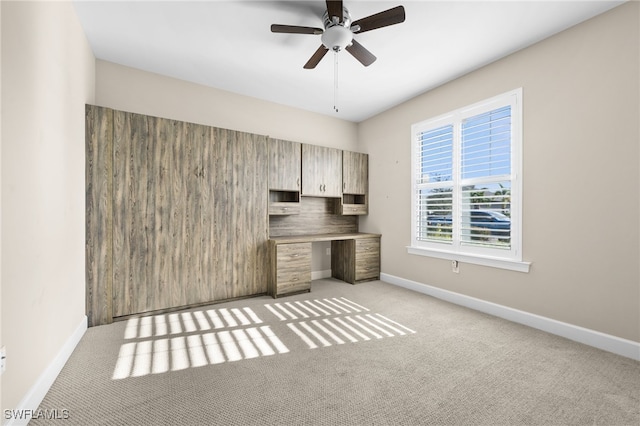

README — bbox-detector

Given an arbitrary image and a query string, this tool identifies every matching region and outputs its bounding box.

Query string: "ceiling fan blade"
[351,5,406,34]
[346,39,377,67]
[271,24,323,35]
[326,0,344,23]
[304,45,329,69]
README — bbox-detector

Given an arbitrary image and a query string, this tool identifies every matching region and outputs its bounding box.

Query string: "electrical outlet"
[1,346,6,374]
[451,260,460,274]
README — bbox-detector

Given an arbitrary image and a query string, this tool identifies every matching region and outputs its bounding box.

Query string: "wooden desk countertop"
[269,232,381,245]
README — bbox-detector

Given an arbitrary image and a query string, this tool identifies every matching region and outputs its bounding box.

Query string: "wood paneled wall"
[86,105,268,326]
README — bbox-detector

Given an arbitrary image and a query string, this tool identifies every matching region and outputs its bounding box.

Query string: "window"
[409,88,529,272]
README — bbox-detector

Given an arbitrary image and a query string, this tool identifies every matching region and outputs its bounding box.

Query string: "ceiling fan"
[271,0,406,69]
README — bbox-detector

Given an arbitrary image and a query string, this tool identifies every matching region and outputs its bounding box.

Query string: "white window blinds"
[415,125,453,244]
[460,106,512,249]
[411,88,522,261]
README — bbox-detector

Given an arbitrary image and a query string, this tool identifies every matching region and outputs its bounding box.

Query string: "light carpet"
[32,279,639,425]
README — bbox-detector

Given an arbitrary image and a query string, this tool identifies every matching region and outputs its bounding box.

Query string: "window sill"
[407,246,531,273]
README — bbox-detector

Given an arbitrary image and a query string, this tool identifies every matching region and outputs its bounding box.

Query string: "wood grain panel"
[331,239,355,283]
[112,114,249,317]
[85,105,114,326]
[269,242,312,297]
[342,150,368,195]
[354,237,380,281]
[235,131,269,298]
[269,197,357,237]
[212,129,269,300]
[331,237,380,284]
[301,144,342,197]
[87,105,282,323]
[268,138,301,191]
[113,111,154,317]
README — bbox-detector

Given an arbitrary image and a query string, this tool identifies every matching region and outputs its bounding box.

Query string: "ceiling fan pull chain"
[334,51,339,112]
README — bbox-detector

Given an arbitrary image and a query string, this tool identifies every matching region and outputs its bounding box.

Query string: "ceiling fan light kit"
[322,24,352,52]
[271,0,406,68]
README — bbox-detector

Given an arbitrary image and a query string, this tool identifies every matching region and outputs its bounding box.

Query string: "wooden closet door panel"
[211,127,232,300]
[113,113,198,317]
[180,122,215,306]
[212,129,268,300]
[149,116,174,312]
[113,111,153,317]
[86,105,114,327]
[240,131,268,297]
[168,119,189,309]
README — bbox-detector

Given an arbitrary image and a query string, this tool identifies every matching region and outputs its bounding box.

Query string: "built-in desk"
[268,233,381,298]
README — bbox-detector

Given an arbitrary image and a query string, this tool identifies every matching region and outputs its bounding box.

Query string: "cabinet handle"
[343,182,346,190]
[297,178,300,187]
[323,184,326,192]
[319,184,323,192]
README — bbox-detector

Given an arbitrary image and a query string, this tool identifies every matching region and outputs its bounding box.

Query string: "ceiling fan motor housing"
[321,7,353,51]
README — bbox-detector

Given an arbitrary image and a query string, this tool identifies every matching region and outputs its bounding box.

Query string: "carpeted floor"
[33,278,639,425]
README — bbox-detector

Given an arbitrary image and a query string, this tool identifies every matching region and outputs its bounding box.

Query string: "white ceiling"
[73,0,624,122]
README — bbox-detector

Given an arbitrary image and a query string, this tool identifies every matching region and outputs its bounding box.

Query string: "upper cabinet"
[342,151,368,195]
[340,150,369,215]
[268,138,301,215]
[301,144,342,197]
[269,138,301,191]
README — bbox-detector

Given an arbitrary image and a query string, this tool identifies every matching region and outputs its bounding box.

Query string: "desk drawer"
[355,238,380,281]
[271,242,311,297]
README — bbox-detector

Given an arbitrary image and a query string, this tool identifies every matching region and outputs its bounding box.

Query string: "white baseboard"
[312,269,332,280]
[5,316,87,426]
[381,273,640,361]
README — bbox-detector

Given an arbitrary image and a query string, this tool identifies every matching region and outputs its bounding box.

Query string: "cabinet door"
[268,138,301,191]
[343,151,368,195]
[323,147,343,197]
[302,144,342,197]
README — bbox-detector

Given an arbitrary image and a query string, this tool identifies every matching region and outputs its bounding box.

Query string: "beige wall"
[95,60,359,151]
[359,2,639,342]
[1,0,95,414]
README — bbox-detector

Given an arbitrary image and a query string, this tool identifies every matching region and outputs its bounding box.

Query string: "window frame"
[409,88,530,273]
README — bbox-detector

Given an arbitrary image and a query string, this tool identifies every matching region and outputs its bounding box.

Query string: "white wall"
[1,0,95,417]
[359,2,639,343]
